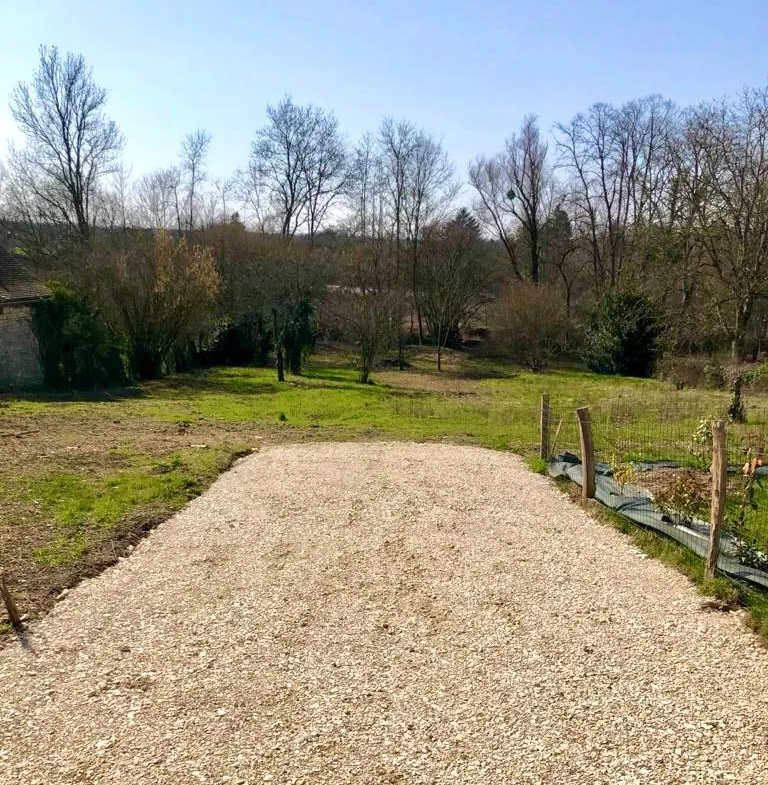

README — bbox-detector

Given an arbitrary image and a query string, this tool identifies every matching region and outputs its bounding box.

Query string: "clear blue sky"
[1,0,766,184]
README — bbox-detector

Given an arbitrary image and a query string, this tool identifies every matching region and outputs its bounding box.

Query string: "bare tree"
[539,206,586,321]
[377,119,458,340]
[556,103,623,291]
[490,282,569,370]
[250,96,347,239]
[678,88,768,358]
[330,242,401,382]
[198,177,234,228]
[555,96,677,292]
[468,155,522,279]
[95,163,132,230]
[506,116,549,283]
[302,111,348,241]
[9,45,123,238]
[2,150,71,242]
[470,115,552,282]
[0,160,8,228]
[134,167,181,230]
[94,231,219,378]
[379,118,417,263]
[404,129,459,339]
[212,177,234,223]
[419,211,493,370]
[232,164,276,233]
[346,133,387,239]
[179,130,211,231]
[251,96,308,237]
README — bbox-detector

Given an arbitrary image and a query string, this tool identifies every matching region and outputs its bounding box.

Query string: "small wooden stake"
[0,573,22,627]
[577,407,596,502]
[706,420,727,578]
[550,417,564,459]
[540,394,551,460]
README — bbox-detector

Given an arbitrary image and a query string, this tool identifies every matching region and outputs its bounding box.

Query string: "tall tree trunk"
[754,316,767,362]
[530,224,540,283]
[188,171,195,231]
[412,254,424,344]
[417,307,424,345]
[75,200,89,238]
[174,187,182,233]
[360,351,371,384]
[731,298,753,361]
[276,346,285,382]
[273,308,285,382]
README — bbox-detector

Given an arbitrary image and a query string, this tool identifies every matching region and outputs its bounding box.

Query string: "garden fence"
[541,393,768,590]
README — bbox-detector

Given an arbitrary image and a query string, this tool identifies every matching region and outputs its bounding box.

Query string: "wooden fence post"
[0,573,22,628]
[706,419,727,578]
[540,394,551,460]
[576,407,596,502]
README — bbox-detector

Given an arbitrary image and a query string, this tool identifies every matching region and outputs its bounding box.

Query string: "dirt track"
[1,442,767,784]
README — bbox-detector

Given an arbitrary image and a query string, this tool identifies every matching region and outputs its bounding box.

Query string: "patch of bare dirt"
[0,400,450,639]
[0,412,285,636]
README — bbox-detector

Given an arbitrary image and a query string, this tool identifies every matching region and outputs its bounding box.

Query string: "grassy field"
[1,344,767,638]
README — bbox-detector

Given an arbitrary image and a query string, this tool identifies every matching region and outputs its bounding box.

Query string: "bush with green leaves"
[31,282,126,390]
[688,415,716,465]
[727,470,768,571]
[584,292,661,378]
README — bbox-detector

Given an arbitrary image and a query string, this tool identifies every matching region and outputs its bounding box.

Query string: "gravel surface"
[1,442,767,784]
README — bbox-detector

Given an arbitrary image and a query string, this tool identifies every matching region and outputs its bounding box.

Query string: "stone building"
[0,247,49,389]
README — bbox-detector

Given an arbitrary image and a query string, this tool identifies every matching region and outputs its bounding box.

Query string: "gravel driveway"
[1,442,767,784]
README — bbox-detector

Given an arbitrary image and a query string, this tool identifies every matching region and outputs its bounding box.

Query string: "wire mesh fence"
[546,395,768,590]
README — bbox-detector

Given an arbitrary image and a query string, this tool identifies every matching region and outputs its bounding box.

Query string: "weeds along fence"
[540,393,768,590]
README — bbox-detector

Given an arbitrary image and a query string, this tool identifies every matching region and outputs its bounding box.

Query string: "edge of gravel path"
[2,440,759,651]
[1,442,767,785]
[2,440,763,651]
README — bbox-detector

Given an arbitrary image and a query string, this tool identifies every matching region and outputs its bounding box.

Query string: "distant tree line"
[2,45,768,389]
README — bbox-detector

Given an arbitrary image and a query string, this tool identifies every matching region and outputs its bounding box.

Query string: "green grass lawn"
[3,347,768,544]
[6,354,739,448]
[1,345,767,637]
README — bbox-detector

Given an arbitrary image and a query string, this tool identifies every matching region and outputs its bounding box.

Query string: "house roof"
[0,247,49,306]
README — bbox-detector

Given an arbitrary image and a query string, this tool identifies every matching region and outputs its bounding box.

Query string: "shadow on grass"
[0,385,144,405]
[1,352,601,410]
[1,365,433,411]
[456,364,518,381]
[2,367,303,405]
[143,371,281,398]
